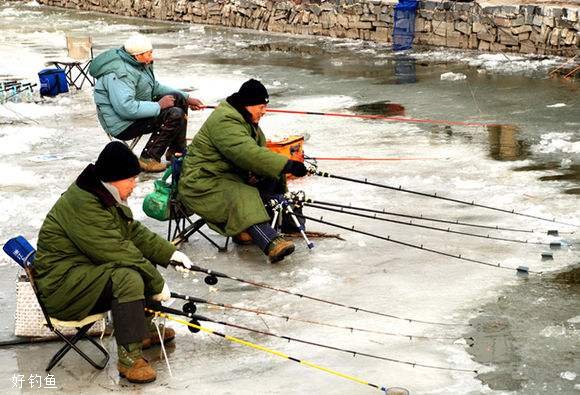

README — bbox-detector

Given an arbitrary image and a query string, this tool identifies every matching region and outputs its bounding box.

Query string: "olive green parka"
[34,164,175,321]
[177,101,288,236]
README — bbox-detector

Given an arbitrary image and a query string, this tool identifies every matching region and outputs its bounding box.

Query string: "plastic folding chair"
[106,133,142,151]
[46,35,94,89]
[3,236,109,372]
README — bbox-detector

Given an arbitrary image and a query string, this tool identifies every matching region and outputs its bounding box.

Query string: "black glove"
[282,160,307,177]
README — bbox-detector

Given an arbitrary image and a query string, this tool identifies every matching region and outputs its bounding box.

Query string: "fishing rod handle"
[170,292,206,304]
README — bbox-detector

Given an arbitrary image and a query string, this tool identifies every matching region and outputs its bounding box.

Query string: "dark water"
[466,265,580,393]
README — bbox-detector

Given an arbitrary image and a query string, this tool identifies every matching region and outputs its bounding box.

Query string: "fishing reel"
[182,301,197,315]
[287,190,306,207]
[188,319,201,333]
[204,275,218,285]
[303,155,318,174]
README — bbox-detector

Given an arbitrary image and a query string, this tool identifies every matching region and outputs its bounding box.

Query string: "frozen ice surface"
[0,2,578,395]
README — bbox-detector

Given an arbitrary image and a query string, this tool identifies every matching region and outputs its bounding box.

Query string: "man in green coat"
[89,34,204,172]
[178,79,308,263]
[34,142,194,384]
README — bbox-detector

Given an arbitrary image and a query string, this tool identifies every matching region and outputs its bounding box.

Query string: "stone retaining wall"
[35,0,579,56]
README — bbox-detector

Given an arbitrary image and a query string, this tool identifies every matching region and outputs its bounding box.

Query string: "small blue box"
[38,68,69,97]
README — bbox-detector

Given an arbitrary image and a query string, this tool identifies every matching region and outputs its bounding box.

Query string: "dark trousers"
[116,92,188,161]
[89,280,149,346]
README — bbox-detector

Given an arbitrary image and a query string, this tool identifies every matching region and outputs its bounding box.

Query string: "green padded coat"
[177,101,288,236]
[34,164,175,321]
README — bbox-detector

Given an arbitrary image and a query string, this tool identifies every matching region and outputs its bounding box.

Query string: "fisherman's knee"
[166,106,185,120]
[111,267,145,302]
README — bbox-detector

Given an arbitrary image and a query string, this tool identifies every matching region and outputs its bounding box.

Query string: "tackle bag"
[143,166,173,221]
[38,68,69,97]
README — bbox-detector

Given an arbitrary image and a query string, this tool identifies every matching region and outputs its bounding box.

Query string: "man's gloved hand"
[282,160,308,177]
[152,282,171,302]
[170,250,193,269]
[158,95,176,109]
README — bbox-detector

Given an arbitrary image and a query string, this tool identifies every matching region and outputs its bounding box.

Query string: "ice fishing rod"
[146,309,410,394]
[170,264,469,327]
[311,168,579,228]
[300,196,537,234]
[304,202,560,247]
[294,213,537,275]
[154,306,477,374]
[170,292,467,343]
[201,105,497,128]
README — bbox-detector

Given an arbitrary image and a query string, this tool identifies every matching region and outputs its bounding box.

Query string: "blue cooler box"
[38,68,69,97]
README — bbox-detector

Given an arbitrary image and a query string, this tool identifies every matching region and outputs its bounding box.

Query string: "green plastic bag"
[143,167,173,221]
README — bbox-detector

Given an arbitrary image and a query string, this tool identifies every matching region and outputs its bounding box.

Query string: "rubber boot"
[139,157,168,173]
[142,317,176,350]
[117,342,156,384]
[267,237,295,263]
[233,230,253,245]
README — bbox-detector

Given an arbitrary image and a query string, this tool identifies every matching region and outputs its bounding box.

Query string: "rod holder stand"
[541,252,554,260]
[516,266,529,276]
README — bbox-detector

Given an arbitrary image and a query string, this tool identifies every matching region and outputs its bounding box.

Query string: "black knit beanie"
[95,141,141,182]
[236,79,269,106]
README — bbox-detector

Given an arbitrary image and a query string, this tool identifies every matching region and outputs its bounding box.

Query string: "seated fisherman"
[89,33,204,173]
[33,142,193,384]
[178,79,307,263]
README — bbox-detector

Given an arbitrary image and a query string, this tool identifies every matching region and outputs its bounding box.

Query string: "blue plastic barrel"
[3,236,36,268]
[392,0,418,51]
[38,68,69,97]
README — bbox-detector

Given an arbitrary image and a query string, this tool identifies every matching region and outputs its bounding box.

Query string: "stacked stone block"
[35,0,579,56]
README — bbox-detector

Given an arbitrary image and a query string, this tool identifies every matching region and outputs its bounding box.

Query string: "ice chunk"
[546,103,566,108]
[560,371,576,381]
[440,72,467,81]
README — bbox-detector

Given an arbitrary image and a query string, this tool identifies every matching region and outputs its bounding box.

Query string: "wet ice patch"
[540,325,567,337]
[440,72,466,81]
[413,51,560,75]
[282,95,357,112]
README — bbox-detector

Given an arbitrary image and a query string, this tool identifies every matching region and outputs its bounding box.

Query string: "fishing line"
[170,292,466,342]
[146,309,410,394]
[302,197,536,234]
[304,202,558,247]
[154,307,477,374]
[201,105,499,128]
[295,213,538,275]
[170,264,470,327]
[312,169,579,228]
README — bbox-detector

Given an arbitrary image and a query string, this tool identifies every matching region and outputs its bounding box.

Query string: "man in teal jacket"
[178,79,308,263]
[35,142,194,383]
[89,34,203,172]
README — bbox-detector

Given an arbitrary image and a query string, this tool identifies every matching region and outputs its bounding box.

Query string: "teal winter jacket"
[89,48,187,136]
